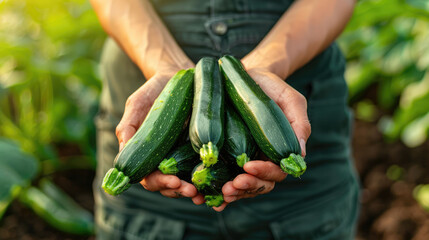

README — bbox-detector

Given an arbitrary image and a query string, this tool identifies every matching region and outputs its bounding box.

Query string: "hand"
[212,61,311,212]
[213,159,286,211]
[115,63,198,201]
[141,170,204,203]
[243,67,311,151]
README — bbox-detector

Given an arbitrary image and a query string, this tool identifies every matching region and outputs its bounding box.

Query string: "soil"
[353,120,429,240]
[1,119,429,239]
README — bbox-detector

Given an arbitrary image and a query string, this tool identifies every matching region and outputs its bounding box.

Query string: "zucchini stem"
[191,167,214,191]
[200,142,219,167]
[158,157,179,175]
[280,153,307,178]
[204,194,224,207]
[236,153,250,167]
[102,168,131,196]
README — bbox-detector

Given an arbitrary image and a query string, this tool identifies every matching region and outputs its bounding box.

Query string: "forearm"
[242,0,356,79]
[90,0,193,79]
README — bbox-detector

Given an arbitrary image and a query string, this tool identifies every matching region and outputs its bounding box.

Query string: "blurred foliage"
[0,0,105,169]
[0,138,38,218]
[413,184,429,212]
[0,0,104,234]
[386,164,405,182]
[339,0,429,148]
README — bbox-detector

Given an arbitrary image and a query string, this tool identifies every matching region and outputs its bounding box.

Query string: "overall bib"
[93,0,361,239]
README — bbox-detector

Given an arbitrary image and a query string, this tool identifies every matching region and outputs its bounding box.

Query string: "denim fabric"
[93,0,360,239]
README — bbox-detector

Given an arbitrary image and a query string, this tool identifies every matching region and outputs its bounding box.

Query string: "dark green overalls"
[93,0,360,239]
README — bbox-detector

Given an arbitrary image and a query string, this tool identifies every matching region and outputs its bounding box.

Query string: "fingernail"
[299,138,306,157]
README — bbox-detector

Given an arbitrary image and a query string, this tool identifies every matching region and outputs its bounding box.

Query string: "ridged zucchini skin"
[102,69,195,195]
[223,104,258,167]
[189,57,224,167]
[158,143,199,182]
[218,55,306,177]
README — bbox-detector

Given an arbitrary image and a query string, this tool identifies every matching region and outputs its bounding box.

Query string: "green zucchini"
[102,69,194,195]
[189,57,224,167]
[158,143,199,182]
[191,161,234,207]
[219,55,306,177]
[223,104,258,167]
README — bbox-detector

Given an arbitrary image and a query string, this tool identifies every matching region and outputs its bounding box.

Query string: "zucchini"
[158,143,199,182]
[102,69,194,195]
[219,55,306,177]
[191,161,234,207]
[223,104,258,167]
[189,57,224,167]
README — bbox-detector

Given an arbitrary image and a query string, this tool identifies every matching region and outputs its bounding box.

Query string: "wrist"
[242,43,291,80]
[137,55,194,80]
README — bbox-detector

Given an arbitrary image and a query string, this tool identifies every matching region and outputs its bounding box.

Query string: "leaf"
[413,184,429,211]
[0,170,24,218]
[39,178,93,221]
[355,99,378,122]
[381,40,414,75]
[384,90,429,140]
[406,0,429,12]
[0,138,39,181]
[19,185,94,235]
[345,61,377,101]
[0,138,39,218]
[401,112,429,147]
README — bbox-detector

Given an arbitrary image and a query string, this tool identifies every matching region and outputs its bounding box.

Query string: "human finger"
[159,180,198,198]
[243,160,287,182]
[140,170,181,192]
[231,174,275,200]
[116,75,168,151]
[212,202,228,212]
[192,194,205,205]
[247,70,311,156]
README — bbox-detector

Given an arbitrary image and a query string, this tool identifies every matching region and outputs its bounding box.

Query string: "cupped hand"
[114,63,203,203]
[212,61,311,212]
[141,170,204,204]
[213,159,286,211]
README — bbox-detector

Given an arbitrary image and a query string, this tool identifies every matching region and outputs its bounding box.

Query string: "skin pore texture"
[91,0,356,211]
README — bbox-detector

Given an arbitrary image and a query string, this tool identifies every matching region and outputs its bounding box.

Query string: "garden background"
[1,0,429,239]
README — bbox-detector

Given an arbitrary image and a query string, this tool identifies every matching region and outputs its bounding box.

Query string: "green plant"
[0,139,94,235]
[413,184,429,211]
[0,139,38,218]
[0,0,104,234]
[339,0,429,147]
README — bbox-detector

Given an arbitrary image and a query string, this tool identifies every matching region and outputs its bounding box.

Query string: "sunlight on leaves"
[413,184,429,211]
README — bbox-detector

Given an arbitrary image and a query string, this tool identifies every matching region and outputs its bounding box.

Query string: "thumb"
[278,85,311,157]
[116,75,168,151]
[243,69,311,157]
